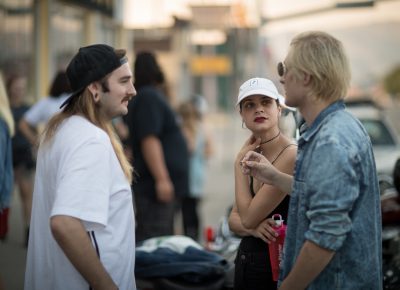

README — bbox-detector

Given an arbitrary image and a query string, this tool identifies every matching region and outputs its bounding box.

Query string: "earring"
[242,120,247,129]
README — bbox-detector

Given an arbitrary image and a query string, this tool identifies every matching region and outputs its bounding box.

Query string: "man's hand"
[241,150,294,194]
[240,151,276,184]
[156,178,174,203]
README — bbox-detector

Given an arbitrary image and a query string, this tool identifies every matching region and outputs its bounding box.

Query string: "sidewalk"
[0,191,27,290]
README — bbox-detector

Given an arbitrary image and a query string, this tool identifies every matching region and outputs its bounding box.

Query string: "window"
[360,119,395,146]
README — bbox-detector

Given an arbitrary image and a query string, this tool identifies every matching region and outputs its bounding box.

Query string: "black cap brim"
[59,88,84,109]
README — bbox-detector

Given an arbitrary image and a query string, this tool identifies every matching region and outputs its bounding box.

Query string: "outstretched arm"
[19,119,37,146]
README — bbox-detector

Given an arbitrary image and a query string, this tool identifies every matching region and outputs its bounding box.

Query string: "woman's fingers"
[264,223,278,239]
[254,220,278,244]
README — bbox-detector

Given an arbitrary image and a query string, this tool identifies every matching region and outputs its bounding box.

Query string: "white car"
[346,103,400,192]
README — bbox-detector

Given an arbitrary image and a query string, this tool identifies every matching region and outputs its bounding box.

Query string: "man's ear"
[88,83,100,103]
[303,72,312,86]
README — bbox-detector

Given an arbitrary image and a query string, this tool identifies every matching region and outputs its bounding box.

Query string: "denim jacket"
[0,118,13,211]
[281,101,382,289]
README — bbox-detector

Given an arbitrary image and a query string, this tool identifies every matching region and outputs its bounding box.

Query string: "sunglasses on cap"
[277,62,287,77]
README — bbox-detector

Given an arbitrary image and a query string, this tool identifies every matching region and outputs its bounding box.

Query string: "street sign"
[190,55,232,76]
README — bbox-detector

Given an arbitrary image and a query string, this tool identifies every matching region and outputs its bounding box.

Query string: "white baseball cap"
[236,77,293,110]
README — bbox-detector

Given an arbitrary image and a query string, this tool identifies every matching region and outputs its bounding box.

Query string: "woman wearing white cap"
[228,77,297,290]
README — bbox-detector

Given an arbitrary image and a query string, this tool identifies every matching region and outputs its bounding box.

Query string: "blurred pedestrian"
[0,72,15,241]
[0,70,14,290]
[125,51,189,242]
[25,44,137,290]
[228,77,297,290]
[394,158,400,194]
[381,158,400,226]
[177,95,213,241]
[19,70,71,146]
[6,73,34,246]
[241,31,382,289]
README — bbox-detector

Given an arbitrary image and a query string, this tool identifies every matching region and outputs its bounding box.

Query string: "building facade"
[1,0,131,101]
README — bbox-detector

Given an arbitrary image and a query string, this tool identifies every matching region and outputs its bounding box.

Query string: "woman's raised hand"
[236,135,261,164]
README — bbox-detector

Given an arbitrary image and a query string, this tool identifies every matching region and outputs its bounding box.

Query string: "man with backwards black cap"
[25,44,137,290]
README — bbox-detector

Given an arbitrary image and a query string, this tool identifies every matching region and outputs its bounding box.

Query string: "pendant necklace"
[260,131,280,145]
[256,131,281,153]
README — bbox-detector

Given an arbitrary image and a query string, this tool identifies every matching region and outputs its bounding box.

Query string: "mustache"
[122,95,132,102]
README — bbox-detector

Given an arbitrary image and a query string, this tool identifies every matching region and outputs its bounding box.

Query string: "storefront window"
[0,0,33,77]
[51,3,84,71]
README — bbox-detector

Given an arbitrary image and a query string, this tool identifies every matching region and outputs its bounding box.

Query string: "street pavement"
[0,112,247,290]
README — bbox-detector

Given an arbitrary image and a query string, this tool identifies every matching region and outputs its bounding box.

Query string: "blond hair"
[178,101,198,137]
[0,72,15,136]
[288,31,351,102]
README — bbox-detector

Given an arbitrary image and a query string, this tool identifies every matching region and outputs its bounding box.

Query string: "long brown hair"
[42,52,133,183]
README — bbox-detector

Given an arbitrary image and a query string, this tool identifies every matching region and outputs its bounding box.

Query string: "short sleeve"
[24,99,47,126]
[51,139,112,231]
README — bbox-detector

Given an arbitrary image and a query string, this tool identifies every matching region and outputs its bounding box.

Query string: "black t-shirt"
[126,85,189,197]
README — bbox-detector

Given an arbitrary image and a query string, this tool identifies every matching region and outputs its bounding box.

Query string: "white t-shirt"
[24,93,69,126]
[25,115,136,290]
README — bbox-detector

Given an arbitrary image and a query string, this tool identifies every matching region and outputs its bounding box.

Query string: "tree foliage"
[384,66,400,98]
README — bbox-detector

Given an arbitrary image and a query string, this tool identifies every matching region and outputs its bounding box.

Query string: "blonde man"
[241,31,382,289]
[25,44,137,290]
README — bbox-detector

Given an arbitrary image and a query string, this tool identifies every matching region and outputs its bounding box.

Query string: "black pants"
[181,196,200,241]
[234,249,277,290]
[134,192,175,243]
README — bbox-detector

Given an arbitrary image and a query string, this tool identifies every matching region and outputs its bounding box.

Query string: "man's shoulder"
[322,108,362,132]
[58,116,109,144]
[318,110,371,151]
[134,86,165,104]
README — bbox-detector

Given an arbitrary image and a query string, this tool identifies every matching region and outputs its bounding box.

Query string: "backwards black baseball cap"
[60,44,128,109]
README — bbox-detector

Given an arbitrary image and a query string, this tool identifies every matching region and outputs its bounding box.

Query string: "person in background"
[25,44,137,290]
[228,77,297,290]
[382,157,400,223]
[177,95,213,241]
[6,73,34,246]
[394,158,400,194]
[125,51,189,242]
[19,70,71,146]
[241,31,382,289]
[0,71,15,240]
[0,73,15,283]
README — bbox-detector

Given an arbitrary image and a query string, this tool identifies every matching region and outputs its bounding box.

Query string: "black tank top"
[238,194,290,252]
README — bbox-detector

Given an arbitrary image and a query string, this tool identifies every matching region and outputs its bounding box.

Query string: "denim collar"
[299,100,345,144]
